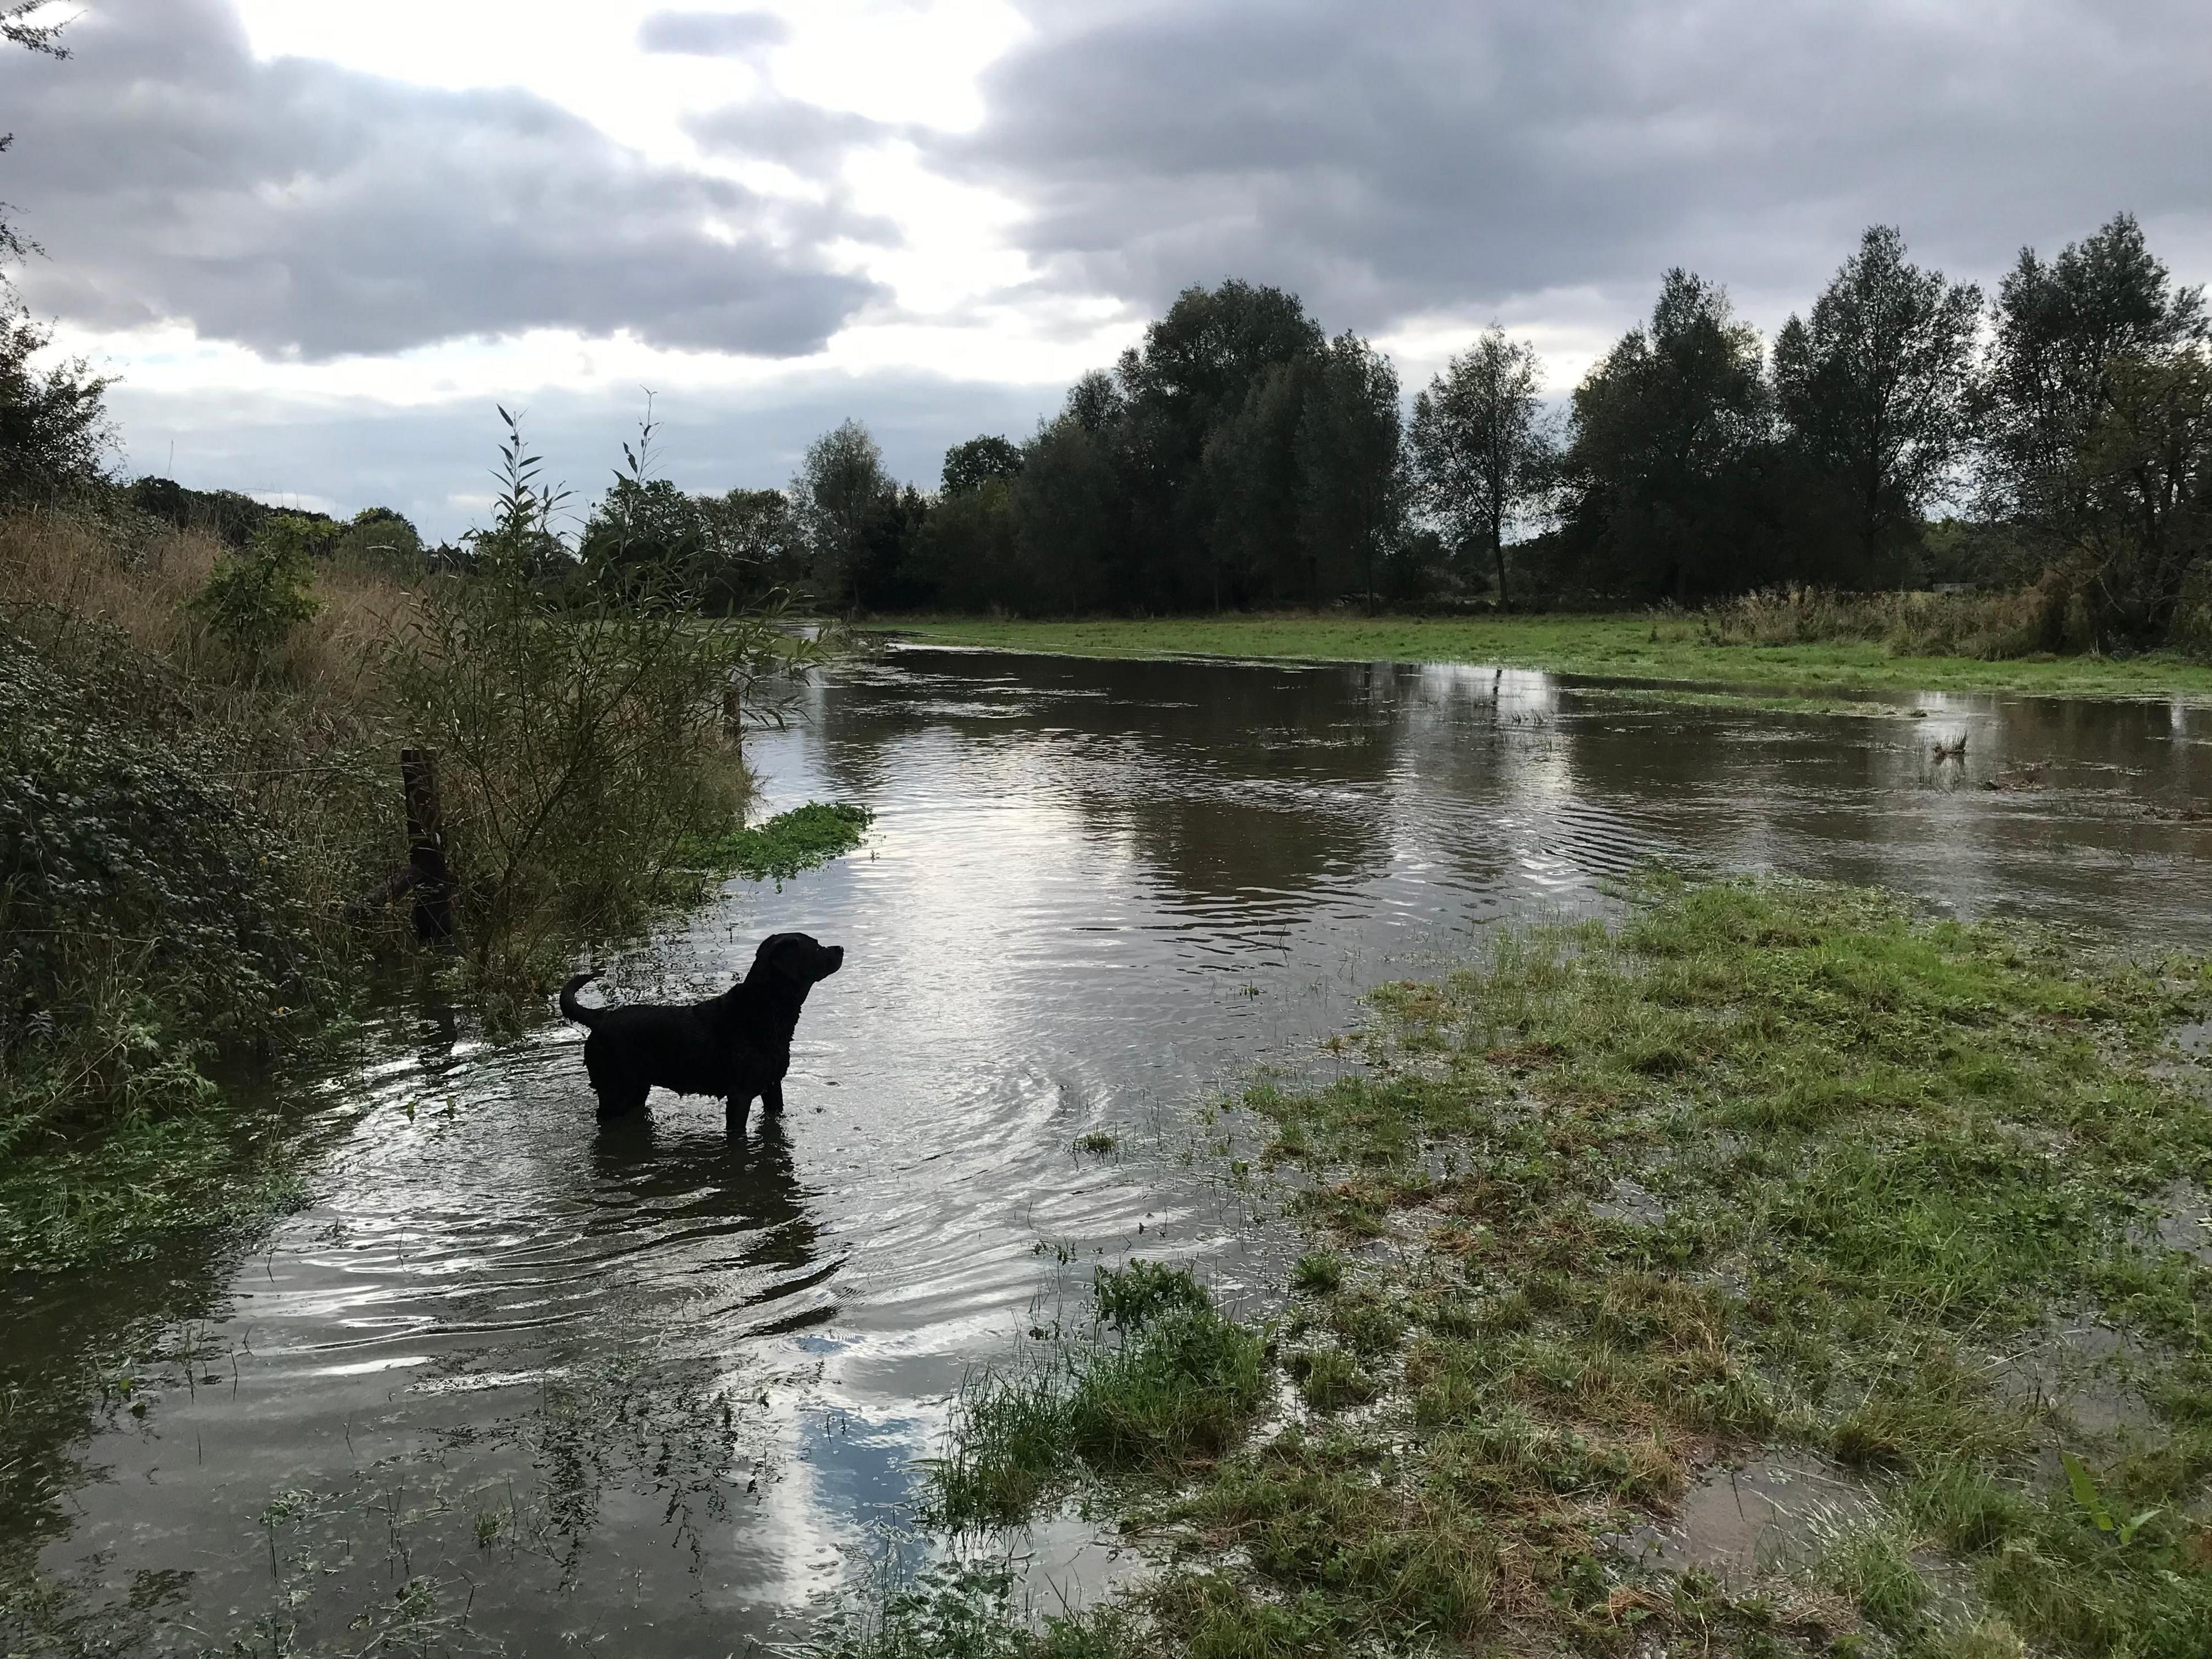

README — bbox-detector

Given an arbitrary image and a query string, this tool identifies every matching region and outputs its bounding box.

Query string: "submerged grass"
[860,877,2212,1658]
[884,615,2212,702]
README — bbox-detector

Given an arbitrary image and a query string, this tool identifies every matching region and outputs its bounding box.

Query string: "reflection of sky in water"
[7,648,2210,1656]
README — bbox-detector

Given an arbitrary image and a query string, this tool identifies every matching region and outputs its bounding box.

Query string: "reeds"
[1695,582,2068,658]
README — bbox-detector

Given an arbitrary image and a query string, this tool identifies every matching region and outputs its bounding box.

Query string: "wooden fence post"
[400,748,455,944]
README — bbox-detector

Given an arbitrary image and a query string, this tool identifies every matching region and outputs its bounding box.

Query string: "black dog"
[559,932,844,1127]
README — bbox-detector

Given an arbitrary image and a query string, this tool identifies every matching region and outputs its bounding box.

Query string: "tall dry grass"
[0,513,415,922]
[1694,584,2074,659]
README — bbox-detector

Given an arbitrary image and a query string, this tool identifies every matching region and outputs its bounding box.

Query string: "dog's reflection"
[589,1112,818,1274]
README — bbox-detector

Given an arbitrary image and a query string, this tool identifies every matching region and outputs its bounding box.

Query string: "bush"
[0,629,315,1154]
[688,801,872,884]
[382,558,812,983]
[191,513,325,673]
[1065,1301,1268,1468]
[0,305,112,509]
[1092,1259,1214,1331]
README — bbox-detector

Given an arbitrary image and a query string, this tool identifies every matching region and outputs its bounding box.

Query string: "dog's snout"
[821,944,845,976]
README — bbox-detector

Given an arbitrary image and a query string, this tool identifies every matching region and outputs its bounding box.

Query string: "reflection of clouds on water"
[13,647,2212,1657]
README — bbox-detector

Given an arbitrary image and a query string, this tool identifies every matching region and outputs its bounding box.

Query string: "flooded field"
[6,646,2211,1656]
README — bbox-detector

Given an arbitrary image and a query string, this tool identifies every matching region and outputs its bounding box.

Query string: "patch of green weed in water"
[688,801,872,885]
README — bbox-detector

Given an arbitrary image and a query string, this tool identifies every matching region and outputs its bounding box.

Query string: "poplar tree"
[1409,328,1551,607]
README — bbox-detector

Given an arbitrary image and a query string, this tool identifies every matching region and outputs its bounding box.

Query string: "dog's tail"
[558,972,603,1028]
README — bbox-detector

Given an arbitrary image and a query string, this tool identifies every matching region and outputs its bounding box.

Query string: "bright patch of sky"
[209,1,1134,388]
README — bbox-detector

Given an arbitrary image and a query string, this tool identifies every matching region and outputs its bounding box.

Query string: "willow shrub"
[383,558,826,988]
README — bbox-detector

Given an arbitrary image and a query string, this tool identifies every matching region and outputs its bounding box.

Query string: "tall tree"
[1982,212,2207,527]
[0,4,107,506]
[1771,226,1982,579]
[1063,370,1125,434]
[580,476,706,598]
[793,419,889,608]
[1408,328,1551,608]
[1118,281,1326,605]
[1012,414,1119,613]
[699,487,808,602]
[1562,270,1771,601]
[1203,358,1310,607]
[941,435,1023,497]
[2055,344,2212,646]
[1120,280,1326,448]
[0,307,111,507]
[1297,333,1403,611]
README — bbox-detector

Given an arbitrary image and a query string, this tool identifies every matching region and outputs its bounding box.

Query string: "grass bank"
[885,614,2212,702]
[0,512,855,1271]
[838,877,2212,1659]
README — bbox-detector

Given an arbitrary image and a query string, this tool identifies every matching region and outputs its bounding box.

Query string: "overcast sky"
[4,0,2208,539]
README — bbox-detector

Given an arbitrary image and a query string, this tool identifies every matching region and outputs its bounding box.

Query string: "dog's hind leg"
[725,1094,753,1134]
[597,1085,649,1121]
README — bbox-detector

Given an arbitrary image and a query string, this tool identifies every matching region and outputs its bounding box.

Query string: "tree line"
[2,203,2203,652]
[711,213,2198,650]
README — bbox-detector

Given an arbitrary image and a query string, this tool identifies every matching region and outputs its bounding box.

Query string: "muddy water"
[7,648,2211,1655]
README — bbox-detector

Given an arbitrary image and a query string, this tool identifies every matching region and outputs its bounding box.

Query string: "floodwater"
[6,646,2211,1656]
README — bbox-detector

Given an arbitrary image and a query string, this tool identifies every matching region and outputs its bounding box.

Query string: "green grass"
[688,801,873,884]
[869,877,2212,1659]
[0,1108,312,1272]
[928,1264,1268,1531]
[882,615,2212,702]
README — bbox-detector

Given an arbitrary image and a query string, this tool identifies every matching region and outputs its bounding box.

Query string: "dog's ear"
[760,934,809,980]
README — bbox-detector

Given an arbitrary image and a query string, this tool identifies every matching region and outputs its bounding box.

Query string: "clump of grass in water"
[810,1558,1137,1659]
[872,878,2212,1658]
[1285,1347,1374,1411]
[688,801,872,886]
[929,1262,1266,1531]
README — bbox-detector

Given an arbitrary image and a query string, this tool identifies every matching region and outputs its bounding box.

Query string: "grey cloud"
[638,10,788,57]
[936,0,2212,332]
[686,98,894,169]
[0,0,885,359]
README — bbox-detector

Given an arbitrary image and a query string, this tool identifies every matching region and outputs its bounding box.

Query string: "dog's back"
[563,976,738,1109]
[558,935,843,1123]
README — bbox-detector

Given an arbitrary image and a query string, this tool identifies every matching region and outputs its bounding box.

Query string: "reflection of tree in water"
[502,1118,818,1581]
[5,1118,825,1654]
[251,1120,812,1647]
[814,652,1405,903]
[0,1230,251,1629]
[215,1119,824,1649]
[1075,661,1400,901]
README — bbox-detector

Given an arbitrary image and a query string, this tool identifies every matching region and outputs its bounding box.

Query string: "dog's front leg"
[761,1080,785,1116]
[725,1093,752,1134]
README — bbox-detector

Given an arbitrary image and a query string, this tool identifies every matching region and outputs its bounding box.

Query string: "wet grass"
[930,1264,1268,1531]
[884,616,2212,702]
[861,877,2212,1658]
[0,1103,311,1272]
[687,800,873,885]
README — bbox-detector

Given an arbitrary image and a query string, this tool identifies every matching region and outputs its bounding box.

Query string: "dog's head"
[749,931,845,987]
